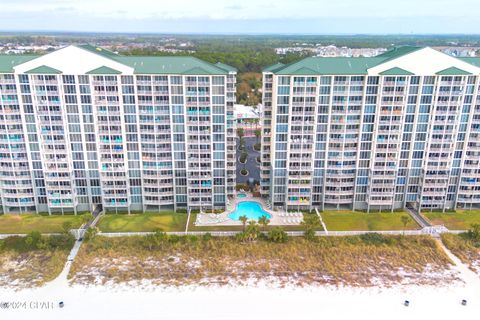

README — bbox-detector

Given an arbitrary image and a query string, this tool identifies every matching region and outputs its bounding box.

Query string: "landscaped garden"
[321,211,420,231]
[424,210,480,230]
[0,213,87,234]
[70,233,454,287]
[97,211,188,232]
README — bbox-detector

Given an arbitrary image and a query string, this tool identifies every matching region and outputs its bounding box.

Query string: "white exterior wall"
[0,47,236,214]
[264,72,480,212]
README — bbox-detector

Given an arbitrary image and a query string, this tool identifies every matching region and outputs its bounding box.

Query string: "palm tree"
[239,215,248,232]
[401,215,411,235]
[237,127,245,140]
[246,220,260,241]
[254,128,261,144]
[301,214,321,240]
[81,213,93,225]
[258,215,270,232]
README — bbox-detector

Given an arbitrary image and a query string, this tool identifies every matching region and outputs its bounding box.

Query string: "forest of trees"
[120,44,308,73]
[118,39,312,106]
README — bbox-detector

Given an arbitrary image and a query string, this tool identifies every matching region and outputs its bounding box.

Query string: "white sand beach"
[1,279,479,320]
[1,248,480,320]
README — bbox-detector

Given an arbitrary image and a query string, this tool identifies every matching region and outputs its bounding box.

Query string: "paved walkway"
[315,208,328,234]
[67,240,83,262]
[405,206,431,228]
[436,239,480,291]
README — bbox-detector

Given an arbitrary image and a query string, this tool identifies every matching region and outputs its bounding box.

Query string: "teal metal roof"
[379,67,414,76]
[113,56,230,75]
[270,57,385,75]
[460,57,480,67]
[215,62,237,73]
[76,44,120,59]
[0,55,39,73]
[86,66,122,75]
[0,45,235,75]
[263,62,285,73]
[25,65,62,74]
[265,46,480,75]
[436,66,472,75]
[375,46,423,62]
[78,44,234,74]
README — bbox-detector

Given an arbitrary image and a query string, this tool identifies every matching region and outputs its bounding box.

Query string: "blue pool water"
[237,193,247,198]
[228,201,272,221]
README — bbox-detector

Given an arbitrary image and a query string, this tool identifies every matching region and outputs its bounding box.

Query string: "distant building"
[262,46,480,212]
[234,104,260,137]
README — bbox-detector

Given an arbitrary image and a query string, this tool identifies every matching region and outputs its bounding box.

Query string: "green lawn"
[424,210,480,230]
[321,211,420,231]
[97,211,188,232]
[0,214,85,234]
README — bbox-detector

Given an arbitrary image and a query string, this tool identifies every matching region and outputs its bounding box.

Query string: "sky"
[0,0,479,34]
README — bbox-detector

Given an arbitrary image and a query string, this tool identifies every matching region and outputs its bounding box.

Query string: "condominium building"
[0,45,237,214]
[261,47,480,212]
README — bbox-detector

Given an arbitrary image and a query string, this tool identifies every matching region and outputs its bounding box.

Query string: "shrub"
[143,231,168,250]
[304,228,316,241]
[186,235,199,243]
[235,184,248,191]
[47,234,75,250]
[25,231,46,250]
[1,232,74,252]
[83,227,98,242]
[360,233,388,245]
[235,232,248,242]
[240,168,248,175]
[253,143,261,151]
[465,223,480,246]
[202,233,213,241]
[267,227,288,243]
[176,208,188,214]
[240,152,248,163]
[80,213,93,225]
[168,234,180,244]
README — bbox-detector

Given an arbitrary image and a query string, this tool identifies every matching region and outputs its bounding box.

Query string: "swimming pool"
[228,201,272,221]
[237,193,247,198]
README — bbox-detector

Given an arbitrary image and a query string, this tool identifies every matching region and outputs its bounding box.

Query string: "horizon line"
[1,30,480,37]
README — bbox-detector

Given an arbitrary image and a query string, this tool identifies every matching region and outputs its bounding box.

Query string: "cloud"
[0,0,478,33]
[224,5,244,11]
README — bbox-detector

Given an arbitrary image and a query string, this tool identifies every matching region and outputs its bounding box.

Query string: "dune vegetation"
[70,233,456,288]
[441,229,480,274]
[0,232,75,288]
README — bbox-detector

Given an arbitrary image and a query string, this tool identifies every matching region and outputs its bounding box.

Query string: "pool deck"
[194,192,303,226]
